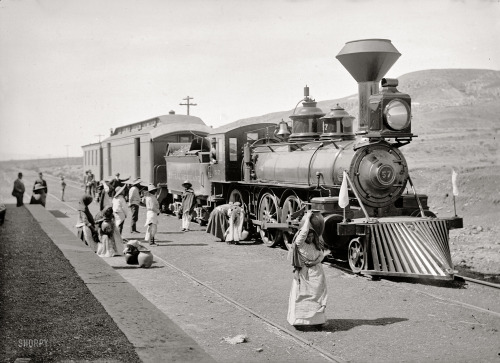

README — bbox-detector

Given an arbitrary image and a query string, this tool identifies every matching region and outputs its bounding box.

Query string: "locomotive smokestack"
[336,39,400,133]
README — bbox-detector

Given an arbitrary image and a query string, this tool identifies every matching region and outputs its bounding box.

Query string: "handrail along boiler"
[164,39,463,280]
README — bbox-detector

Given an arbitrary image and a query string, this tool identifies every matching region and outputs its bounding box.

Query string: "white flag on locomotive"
[339,171,349,208]
[452,169,459,197]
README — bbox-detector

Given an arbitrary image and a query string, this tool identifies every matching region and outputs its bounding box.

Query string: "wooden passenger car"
[82,112,211,207]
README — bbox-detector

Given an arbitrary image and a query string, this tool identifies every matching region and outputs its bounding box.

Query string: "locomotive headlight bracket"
[384,99,410,131]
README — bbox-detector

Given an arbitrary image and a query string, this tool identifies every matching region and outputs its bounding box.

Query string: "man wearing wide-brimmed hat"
[112,184,128,234]
[181,180,196,232]
[144,184,160,246]
[128,178,142,233]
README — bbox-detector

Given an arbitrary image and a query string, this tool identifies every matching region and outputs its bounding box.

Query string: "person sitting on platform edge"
[30,183,47,207]
[33,172,48,194]
[96,207,119,257]
[128,178,142,233]
[287,210,330,330]
[144,184,160,246]
[181,180,196,232]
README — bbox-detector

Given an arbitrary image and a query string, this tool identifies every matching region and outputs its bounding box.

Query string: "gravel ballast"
[0,204,141,362]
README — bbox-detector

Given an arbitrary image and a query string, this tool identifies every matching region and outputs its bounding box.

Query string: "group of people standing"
[79,172,162,250]
[76,173,134,257]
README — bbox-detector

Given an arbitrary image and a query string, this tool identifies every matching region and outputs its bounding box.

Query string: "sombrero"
[131,178,142,186]
[33,183,46,191]
[147,184,158,192]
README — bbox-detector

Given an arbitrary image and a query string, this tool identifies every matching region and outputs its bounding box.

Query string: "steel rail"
[455,275,500,289]
[152,254,344,363]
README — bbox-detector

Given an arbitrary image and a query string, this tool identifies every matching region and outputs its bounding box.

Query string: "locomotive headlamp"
[384,99,410,130]
[365,80,413,139]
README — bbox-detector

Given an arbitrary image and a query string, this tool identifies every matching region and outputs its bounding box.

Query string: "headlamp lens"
[384,100,410,130]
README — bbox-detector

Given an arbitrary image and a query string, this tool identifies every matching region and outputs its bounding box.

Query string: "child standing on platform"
[181,180,196,232]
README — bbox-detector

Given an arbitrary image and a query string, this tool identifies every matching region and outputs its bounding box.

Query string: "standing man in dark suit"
[109,173,130,193]
[12,172,25,207]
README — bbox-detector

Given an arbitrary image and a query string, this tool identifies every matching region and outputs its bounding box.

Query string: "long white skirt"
[287,264,328,326]
[96,235,118,258]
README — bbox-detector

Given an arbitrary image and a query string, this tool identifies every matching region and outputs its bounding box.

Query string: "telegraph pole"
[95,134,104,143]
[179,96,197,115]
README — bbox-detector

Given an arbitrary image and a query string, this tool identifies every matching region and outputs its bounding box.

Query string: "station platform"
[0,204,215,363]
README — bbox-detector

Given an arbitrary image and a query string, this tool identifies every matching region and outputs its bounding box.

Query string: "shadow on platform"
[321,317,408,332]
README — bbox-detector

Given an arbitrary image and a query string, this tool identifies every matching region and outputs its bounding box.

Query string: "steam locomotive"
[164,39,463,280]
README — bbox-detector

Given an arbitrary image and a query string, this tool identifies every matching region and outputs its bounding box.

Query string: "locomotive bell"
[289,86,325,142]
[275,119,291,140]
[319,104,355,141]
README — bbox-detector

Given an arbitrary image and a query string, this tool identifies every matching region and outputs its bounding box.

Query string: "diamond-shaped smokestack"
[336,39,401,132]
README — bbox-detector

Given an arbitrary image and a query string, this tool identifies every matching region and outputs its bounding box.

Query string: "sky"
[0,0,499,160]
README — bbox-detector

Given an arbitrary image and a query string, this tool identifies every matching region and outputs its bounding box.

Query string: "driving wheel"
[258,192,282,247]
[281,195,303,250]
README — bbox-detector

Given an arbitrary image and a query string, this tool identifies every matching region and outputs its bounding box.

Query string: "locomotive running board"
[361,219,455,280]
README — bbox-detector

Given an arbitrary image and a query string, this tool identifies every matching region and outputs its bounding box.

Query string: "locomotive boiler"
[164,39,463,280]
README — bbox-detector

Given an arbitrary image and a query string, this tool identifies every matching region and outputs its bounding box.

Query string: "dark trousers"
[130,204,139,231]
[15,194,24,207]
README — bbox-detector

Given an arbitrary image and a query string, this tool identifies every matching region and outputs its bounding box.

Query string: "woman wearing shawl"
[96,207,119,257]
[112,185,128,234]
[287,210,329,328]
[180,180,196,232]
[144,184,160,246]
[76,194,98,252]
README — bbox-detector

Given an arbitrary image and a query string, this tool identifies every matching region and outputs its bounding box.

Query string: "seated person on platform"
[30,183,47,207]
